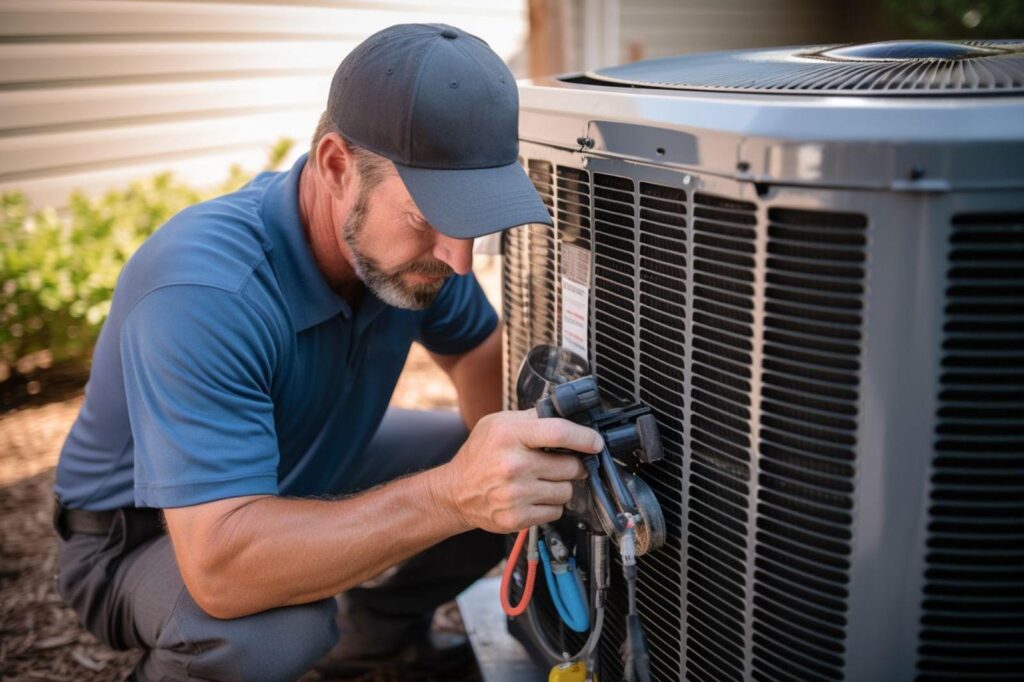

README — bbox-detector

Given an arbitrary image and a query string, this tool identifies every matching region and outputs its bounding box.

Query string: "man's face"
[339,173,474,310]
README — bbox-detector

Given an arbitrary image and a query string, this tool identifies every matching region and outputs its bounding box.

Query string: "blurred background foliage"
[885,0,1024,38]
[0,139,293,385]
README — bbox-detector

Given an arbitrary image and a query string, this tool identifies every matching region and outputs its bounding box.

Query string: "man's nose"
[432,232,474,276]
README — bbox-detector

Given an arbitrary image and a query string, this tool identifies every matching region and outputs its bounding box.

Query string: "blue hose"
[538,539,589,632]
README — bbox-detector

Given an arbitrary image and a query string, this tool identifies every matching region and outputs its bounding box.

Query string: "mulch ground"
[0,341,482,682]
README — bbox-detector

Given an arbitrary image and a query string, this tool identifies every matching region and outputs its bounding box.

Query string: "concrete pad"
[458,576,546,682]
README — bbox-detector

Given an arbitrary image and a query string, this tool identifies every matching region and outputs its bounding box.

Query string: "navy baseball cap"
[326,23,553,239]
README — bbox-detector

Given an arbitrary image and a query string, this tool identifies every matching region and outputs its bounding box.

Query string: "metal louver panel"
[635,182,688,681]
[503,236,530,408]
[595,181,689,682]
[638,181,688,446]
[589,170,641,679]
[505,161,887,681]
[557,167,592,250]
[503,222,531,410]
[685,192,757,682]
[528,160,559,349]
[752,208,867,682]
[918,212,1024,681]
[592,173,638,403]
[503,159,558,410]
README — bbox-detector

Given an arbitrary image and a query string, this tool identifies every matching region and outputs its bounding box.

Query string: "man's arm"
[428,324,502,430]
[163,410,602,620]
[166,474,457,619]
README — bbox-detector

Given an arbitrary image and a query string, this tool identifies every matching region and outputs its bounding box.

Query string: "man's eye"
[408,215,430,232]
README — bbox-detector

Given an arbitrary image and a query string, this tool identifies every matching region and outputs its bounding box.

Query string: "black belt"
[53,498,163,541]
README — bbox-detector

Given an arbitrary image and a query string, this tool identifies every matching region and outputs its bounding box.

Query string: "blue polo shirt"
[55,154,497,511]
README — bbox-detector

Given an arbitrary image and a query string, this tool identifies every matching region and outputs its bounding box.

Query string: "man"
[52,24,602,681]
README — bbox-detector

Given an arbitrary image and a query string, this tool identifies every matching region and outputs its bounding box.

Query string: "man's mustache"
[400,259,455,279]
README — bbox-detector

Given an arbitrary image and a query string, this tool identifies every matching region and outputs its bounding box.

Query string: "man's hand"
[431,409,603,533]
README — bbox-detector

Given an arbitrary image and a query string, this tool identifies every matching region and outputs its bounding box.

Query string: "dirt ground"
[0,259,502,682]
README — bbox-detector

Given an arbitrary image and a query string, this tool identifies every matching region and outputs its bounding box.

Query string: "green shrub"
[0,139,294,380]
[885,0,1024,38]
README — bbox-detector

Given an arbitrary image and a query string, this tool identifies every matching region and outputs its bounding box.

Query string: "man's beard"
[341,192,454,310]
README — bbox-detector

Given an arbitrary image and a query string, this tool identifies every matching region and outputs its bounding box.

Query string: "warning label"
[561,243,591,287]
[560,244,591,359]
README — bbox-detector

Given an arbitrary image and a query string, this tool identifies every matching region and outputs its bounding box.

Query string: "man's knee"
[177,595,339,681]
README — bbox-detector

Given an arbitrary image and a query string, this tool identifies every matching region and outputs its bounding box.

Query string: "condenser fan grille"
[752,207,865,682]
[566,40,1024,95]
[918,212,1024,680]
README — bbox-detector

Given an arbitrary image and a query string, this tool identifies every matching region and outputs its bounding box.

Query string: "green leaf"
[0,139,291,370]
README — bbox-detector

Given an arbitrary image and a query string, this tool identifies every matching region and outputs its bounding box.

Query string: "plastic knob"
[635,414,664,463]
[550,376,601,417]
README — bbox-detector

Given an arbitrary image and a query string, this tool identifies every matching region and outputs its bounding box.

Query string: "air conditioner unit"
[502,40,1024,681]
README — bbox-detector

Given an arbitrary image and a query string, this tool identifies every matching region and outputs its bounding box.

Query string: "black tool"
[514,346,664,680]
[535,375,665,553]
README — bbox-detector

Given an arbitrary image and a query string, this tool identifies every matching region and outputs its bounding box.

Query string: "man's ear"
[313,132,357,201]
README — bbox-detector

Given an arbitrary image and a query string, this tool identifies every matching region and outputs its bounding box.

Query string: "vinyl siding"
[0,0,528,206]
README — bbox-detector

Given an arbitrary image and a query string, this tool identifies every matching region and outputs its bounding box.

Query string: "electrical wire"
[501,527,538,617]
[525,582,606,664]
[526,534,608,667]
[538,541,589,632]
[619,526,651,682]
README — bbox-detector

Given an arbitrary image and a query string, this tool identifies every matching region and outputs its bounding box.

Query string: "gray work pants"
[55,408,504,681]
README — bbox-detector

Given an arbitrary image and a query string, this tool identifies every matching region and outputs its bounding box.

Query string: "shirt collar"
[260,153,356,332]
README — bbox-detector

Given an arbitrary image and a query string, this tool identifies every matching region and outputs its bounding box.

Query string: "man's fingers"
[523,504,565,527]
[517,417,603,454]
[531,450,587,482]
[524,480,575,507]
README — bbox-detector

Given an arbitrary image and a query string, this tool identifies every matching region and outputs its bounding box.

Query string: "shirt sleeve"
[415,272,499,355]
[120,285,280,508]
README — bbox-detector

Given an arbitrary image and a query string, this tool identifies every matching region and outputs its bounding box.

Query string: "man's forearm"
[167,466,468,619]
[445,325,503,429]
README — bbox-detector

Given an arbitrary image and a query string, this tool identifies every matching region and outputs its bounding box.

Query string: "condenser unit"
[502,40,1024,681]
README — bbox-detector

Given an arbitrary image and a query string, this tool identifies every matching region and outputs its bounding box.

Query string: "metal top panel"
[576,40,1024,96]
[517,63,1024,191]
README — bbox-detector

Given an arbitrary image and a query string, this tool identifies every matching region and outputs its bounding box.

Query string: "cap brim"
[395,160,553,239]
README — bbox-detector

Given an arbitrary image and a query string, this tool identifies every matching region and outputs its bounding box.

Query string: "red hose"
[500,528,537,616]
